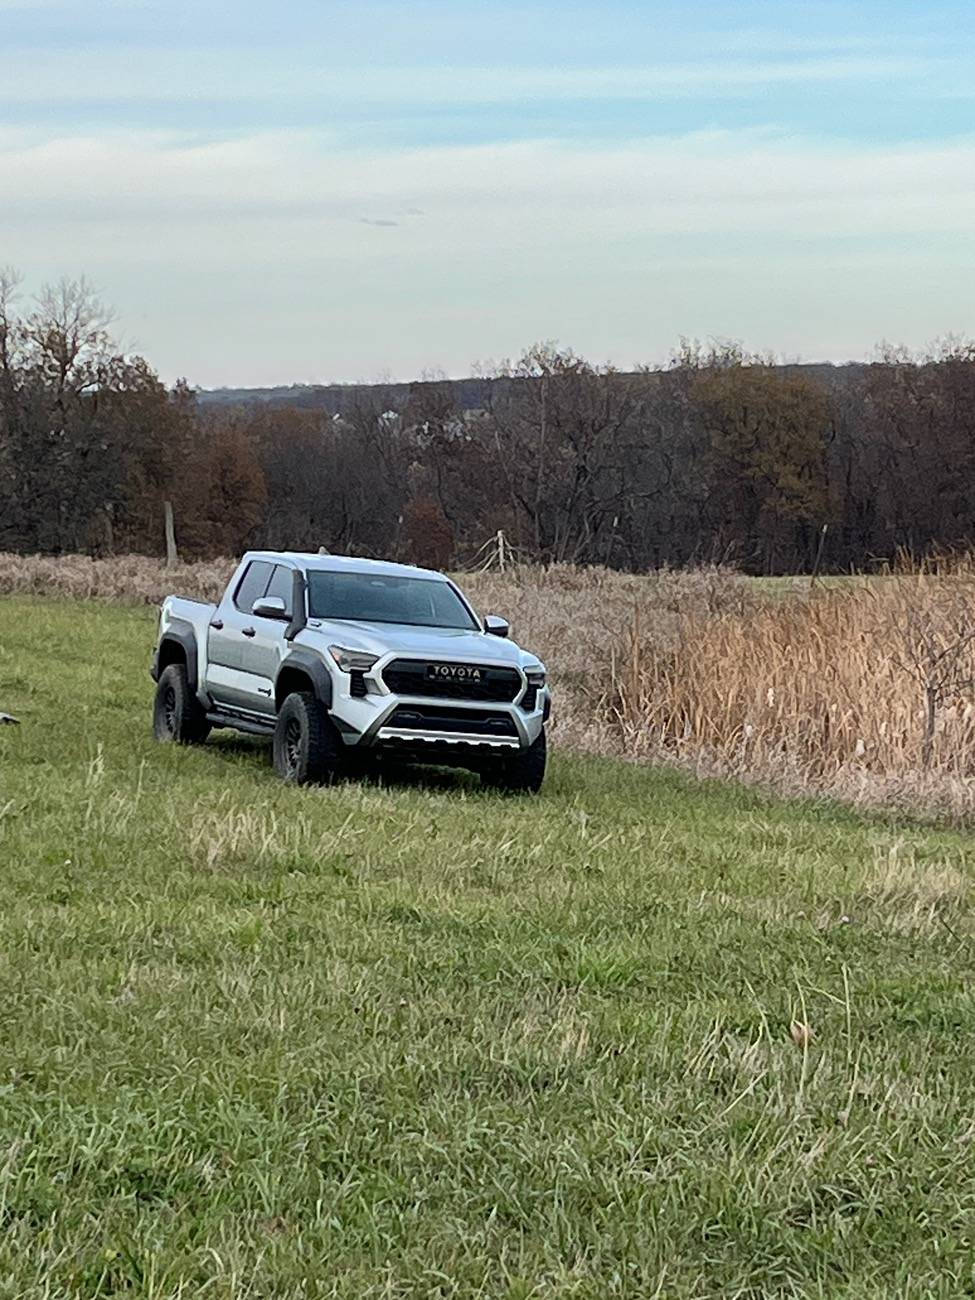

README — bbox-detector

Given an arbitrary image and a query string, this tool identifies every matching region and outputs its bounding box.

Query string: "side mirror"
[252,596,289,620]
[484,614,510,638]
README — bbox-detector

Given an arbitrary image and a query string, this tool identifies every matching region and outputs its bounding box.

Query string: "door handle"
[210,619,223,630]
[242,627,256,638]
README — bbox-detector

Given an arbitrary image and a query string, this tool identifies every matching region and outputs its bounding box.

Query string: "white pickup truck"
[151,551,550,791]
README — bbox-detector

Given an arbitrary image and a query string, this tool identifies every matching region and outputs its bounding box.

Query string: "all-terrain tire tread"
[482,728,547,794]
[273,691,342,785]
[153,662,211,745]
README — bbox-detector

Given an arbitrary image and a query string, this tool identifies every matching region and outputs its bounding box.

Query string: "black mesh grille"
[385,706,517,736]
[382,660,521,702]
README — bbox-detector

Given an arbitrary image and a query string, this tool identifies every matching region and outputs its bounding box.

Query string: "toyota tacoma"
[150,551,550,791]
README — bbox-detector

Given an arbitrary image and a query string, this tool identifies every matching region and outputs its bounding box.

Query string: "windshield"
[307,571,479,630]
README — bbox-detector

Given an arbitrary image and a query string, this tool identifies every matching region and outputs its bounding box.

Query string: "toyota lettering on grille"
[426,663,484,682]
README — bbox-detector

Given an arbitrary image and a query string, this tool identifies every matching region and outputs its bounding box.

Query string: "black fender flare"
[155,620,200,692]
[275,649,333,711]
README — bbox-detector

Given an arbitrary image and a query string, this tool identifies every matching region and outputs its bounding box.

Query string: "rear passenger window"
[234,561,273,613]
[263,565,294,616]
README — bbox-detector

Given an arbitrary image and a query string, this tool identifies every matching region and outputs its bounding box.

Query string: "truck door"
[240,563,295,715]
[206,559,278,715]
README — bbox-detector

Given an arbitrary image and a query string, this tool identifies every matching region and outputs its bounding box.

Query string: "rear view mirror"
[484,614,510,638]
[253,596,289,620]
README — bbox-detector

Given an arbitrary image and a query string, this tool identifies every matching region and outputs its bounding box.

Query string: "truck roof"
[243,551,449,581]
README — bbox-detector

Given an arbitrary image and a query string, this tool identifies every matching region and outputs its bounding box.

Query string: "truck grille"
[382,659,521,702]
[384,706,518,737]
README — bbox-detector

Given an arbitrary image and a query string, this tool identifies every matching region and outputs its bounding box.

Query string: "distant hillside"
[196,363,869,413]
[197,377,499,414]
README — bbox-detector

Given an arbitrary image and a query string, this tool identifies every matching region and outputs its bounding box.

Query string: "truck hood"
[300,619,534,666]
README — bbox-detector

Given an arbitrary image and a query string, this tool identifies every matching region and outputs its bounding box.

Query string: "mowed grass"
[4,602,975,1296]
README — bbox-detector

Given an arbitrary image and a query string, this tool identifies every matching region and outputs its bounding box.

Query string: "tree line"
[2,273,973,574]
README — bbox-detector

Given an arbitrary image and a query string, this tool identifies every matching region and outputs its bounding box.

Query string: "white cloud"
[2,126,973,383]
[3,127,975,235]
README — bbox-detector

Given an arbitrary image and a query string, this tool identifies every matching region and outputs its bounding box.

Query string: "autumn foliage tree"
[691,355,833,571]
[403,496,455,570]
[0,272,270,560]
[178,416,267,557]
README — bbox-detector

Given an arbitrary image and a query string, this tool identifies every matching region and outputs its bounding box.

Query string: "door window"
[234,561,273,613]
[263,564,294,617]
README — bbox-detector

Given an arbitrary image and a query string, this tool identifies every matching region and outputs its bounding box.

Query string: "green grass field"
[3,598,975,1297]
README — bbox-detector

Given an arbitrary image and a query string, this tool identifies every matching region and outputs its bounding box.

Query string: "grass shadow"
[204,730,479,794]
[205,732,272,763]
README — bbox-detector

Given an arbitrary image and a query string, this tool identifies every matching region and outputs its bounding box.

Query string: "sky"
[1,0,974,387]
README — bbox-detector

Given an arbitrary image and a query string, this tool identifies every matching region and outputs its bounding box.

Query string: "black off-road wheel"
[153,663,211,745]
[481,728,547,794]
[273,691,343,785]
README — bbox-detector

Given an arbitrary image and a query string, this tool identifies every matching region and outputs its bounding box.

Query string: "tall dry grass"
[462,562,757,750]
[613,565,975,816]
[7,551,975,815]
[0,552,233,604]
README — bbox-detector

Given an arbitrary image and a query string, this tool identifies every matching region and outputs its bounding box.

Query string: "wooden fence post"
[164,501,178,567]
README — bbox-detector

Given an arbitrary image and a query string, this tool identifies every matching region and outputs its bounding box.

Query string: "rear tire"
[153,663,211,745]
[273,691,342,785]
[481,728,547,794]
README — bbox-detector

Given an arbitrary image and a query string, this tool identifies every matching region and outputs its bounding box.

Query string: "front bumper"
[365,696,546,751]
[328,655,549,754]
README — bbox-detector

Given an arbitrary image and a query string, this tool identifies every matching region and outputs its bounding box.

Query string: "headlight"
[525,665,546,687]
[329,646,379,673]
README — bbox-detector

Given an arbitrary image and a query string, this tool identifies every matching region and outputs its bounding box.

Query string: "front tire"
[481,728,547,794]
[153,663,211,744]
[273,691,342,785]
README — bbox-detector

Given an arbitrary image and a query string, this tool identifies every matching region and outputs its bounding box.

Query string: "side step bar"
[206,711,275,737]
